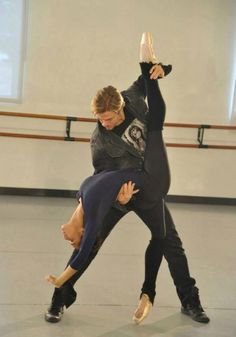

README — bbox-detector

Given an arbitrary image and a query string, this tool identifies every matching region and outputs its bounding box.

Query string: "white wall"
[0,0,236,197]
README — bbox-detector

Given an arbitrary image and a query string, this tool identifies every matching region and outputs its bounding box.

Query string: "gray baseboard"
[166,195,236,205]
[0,187,76,198]
[0,187,235,206]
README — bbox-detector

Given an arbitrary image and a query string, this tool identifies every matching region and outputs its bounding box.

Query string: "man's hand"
[117,181,139,205]
[149,64,165,80]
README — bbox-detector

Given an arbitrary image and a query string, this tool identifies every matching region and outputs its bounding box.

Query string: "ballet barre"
[1,111,236,150]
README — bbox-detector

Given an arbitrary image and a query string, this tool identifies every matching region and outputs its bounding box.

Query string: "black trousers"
[134,202,196,303]
[56,200,196,308]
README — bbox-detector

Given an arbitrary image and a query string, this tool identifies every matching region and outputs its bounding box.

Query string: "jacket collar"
[98,122,142,158]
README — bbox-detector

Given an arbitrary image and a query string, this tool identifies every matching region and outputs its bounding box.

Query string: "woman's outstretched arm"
[46,266,77,288]
[45,181,139,287]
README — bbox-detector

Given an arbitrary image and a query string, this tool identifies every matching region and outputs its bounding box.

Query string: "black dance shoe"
[45,288,64,323]
[181,304,210,323]
[44,284,77,323]
[45,304,64,323]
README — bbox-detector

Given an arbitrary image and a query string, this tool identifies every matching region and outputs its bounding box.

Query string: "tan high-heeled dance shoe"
[133,293,152,324]
[140,32,158,63]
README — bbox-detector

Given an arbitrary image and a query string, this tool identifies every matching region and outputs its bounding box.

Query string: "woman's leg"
[135,62,171,209]
[132,36,171,323]
[140,62,166,132]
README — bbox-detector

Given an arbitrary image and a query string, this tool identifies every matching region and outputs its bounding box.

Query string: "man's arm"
[121,66,170,102]
[116,181,139,205]
[121,75,147,101]
[113,181,140,213]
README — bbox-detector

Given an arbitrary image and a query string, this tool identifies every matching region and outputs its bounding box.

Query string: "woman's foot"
[140,32,158,63]
[133,293,152,324]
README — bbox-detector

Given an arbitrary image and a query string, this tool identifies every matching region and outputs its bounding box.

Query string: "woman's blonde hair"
[91,85,124,115]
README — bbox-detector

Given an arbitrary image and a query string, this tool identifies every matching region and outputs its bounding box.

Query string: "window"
[231,80,236,123]
[0,0,28,102]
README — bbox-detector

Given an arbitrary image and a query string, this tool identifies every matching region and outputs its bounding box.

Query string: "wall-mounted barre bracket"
[65,116,78,140]
[197,124,211,147]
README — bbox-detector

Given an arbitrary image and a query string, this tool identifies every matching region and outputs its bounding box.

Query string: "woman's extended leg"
[134,48,171,209]
[133,32,171,324]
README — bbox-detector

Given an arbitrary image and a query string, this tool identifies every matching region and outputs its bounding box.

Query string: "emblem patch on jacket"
[121,118,147,156]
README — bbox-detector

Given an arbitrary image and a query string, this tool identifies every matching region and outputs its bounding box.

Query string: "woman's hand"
[45,266,77,288]
[117,181,139,205]
[45,275,62,288]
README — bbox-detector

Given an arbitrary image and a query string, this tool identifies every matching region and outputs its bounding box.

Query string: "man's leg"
[163,203,210,323]
[45,206,126,323]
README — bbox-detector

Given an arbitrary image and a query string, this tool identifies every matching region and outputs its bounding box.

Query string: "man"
[45,33,209,324]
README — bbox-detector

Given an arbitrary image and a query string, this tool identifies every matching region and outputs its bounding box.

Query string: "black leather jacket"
[91,75,149,173]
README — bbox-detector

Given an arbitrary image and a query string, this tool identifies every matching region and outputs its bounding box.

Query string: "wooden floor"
[0,195,235,337]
